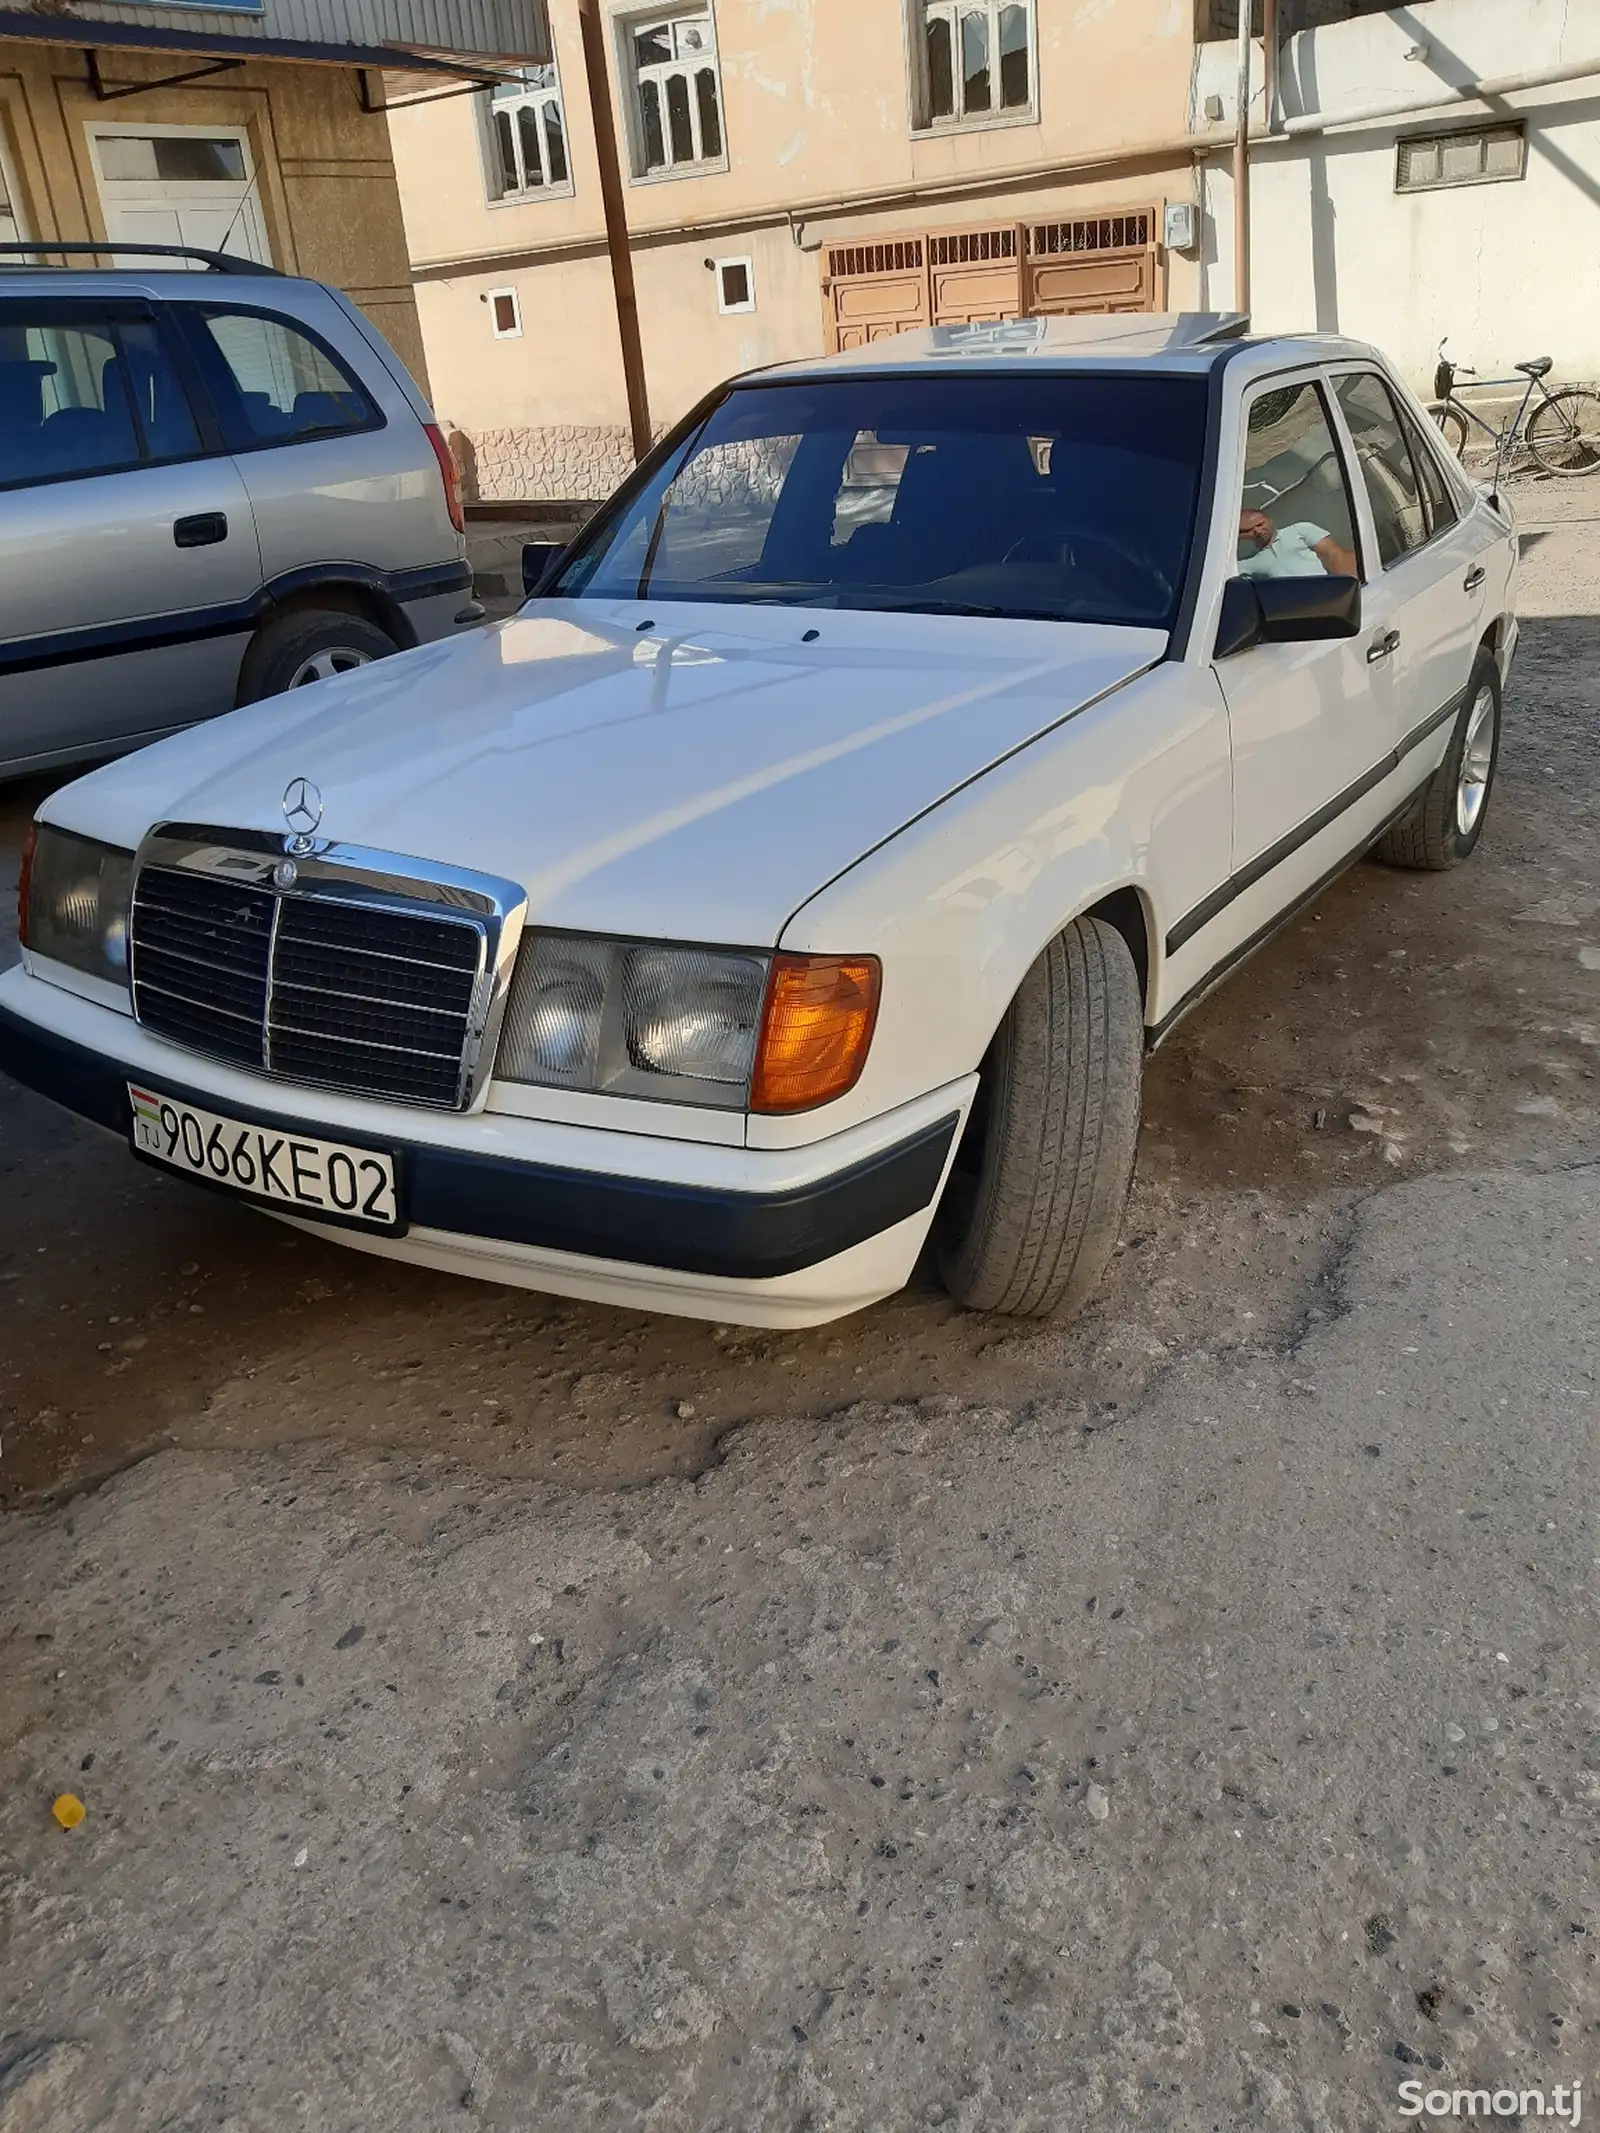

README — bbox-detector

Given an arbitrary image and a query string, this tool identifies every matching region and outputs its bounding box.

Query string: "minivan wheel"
[936,916,1144,1319]
[239,609,399,704]
[1375,648,1502,870]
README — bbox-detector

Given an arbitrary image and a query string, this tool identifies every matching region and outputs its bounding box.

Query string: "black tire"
[936,916,1143,1318]
[1375,649,1501,871]
[1525,387,1600,476]
[1427,401,1470,460]
[238,608,399,704]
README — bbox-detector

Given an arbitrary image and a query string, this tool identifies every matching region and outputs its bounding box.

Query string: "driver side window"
[1236,379,1360,584]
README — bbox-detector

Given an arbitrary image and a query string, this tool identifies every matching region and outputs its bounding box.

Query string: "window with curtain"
[914,1,1034,130]
[488,64,570,199]
[628,10,725,175]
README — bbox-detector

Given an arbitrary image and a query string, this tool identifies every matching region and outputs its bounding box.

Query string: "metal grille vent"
[826,239,925,277]
[927,227,1017,265]
[131,862,488,1110]
[1030,212,1152,256]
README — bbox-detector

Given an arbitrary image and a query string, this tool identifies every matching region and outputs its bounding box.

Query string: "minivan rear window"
[184,306,380,451]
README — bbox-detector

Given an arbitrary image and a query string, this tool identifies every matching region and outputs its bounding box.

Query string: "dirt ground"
[1,485,1598,2131]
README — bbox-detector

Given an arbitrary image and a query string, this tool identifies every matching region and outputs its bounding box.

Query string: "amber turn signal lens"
[750,953,881,1114]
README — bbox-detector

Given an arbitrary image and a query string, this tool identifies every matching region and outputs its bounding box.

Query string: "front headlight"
[498,934,768,1108]
[20,825,134,994]
[496,933,880,1112]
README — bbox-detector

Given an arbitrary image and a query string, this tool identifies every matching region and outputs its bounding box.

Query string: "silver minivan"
[0,244,478,780]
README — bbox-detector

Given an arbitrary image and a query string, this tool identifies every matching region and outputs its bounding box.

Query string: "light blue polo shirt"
[1238,522,1333,578]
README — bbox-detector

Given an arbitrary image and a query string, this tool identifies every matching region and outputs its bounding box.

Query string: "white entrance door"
[89,125,272,268]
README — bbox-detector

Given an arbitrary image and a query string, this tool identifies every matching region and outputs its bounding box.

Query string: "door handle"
[1463,564,1487,592]
[173,512,228,548]
[1366,628,1401,664]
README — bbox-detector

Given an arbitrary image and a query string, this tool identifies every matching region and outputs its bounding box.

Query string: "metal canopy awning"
[0,0,547,69]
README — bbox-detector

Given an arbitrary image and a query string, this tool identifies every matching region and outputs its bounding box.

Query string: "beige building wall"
[0,40,427,390]
[392,0,1207,501]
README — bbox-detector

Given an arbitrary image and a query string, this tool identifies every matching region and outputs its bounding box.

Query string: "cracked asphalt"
[1,486,1597,2130]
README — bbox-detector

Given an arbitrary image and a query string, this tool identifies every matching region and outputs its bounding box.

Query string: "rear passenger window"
[190,308,378,449]
[1334,371,1430,567]
[0,310,198,489]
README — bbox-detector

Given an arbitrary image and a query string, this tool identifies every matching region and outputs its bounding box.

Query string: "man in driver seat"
[1237,509,1357,579]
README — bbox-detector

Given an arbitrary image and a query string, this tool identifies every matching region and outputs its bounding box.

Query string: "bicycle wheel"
[1526,388,1600,475]
[1427,400,1470,460]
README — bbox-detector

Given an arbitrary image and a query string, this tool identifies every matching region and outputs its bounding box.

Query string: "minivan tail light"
[424,421,466,536]
[16,823,37,945]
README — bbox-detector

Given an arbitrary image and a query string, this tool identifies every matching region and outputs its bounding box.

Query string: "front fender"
[750,664,1232,1150]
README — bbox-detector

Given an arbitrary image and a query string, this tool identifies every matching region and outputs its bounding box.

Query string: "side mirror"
[522,541,566,598]
[1214,573,1362,659]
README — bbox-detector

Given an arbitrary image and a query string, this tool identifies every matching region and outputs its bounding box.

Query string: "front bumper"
[0,966,967,1326]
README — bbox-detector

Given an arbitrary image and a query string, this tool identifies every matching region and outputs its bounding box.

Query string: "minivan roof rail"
[0,240,281,276]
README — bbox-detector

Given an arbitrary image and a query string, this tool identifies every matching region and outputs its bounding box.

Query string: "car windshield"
[549,371,1209,629]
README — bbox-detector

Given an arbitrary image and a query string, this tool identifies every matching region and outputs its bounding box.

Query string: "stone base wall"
[449,425,654,505]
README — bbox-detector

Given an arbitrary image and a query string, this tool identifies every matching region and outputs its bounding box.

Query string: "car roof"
[758,313,1384,383]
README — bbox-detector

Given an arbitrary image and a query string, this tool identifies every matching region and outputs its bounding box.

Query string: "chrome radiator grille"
[129,831,517,1111]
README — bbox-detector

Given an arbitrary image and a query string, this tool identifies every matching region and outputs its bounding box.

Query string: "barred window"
[488,64,570,200]
[628,10,725,176]
[1396,123,1524,194]
[914,1,1034,131]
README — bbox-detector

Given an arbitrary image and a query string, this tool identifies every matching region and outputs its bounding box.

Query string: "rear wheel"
[1375,650,1501,870]
[1526,387,1600,475]
[1427,400,1470,460]
[936,917,1143,1319]
[239,608,399,704]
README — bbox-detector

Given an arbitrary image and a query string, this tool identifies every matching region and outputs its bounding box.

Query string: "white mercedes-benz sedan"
[1,314,1517,1327]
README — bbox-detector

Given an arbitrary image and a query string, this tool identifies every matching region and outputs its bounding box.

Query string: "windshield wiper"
[860,600,1070,623]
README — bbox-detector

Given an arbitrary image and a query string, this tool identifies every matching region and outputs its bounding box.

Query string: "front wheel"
[936,917,1143,1318]
[1427,400,1470,460]
[1526,387,1600,475]
[1375,650,1501,870]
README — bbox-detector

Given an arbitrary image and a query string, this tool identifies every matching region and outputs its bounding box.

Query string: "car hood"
[48,601,1164,946]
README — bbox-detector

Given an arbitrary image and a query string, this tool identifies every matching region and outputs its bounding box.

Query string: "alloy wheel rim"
[1456,684,1496,837]
[289,647,373,687]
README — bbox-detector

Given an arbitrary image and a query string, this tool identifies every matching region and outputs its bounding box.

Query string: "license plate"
[128,1084,399,1229]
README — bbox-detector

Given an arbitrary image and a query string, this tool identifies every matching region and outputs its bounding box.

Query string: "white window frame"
[619,7,728,182]
[712,254,754,314]
[907,0,1037,136]
[483,62,573,204]
[487,286,523,339]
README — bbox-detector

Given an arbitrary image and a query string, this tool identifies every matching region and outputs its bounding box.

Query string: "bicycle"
[1427,339,1600,477]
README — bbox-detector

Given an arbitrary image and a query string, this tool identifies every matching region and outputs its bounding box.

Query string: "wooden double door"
[821,207,1159,352]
